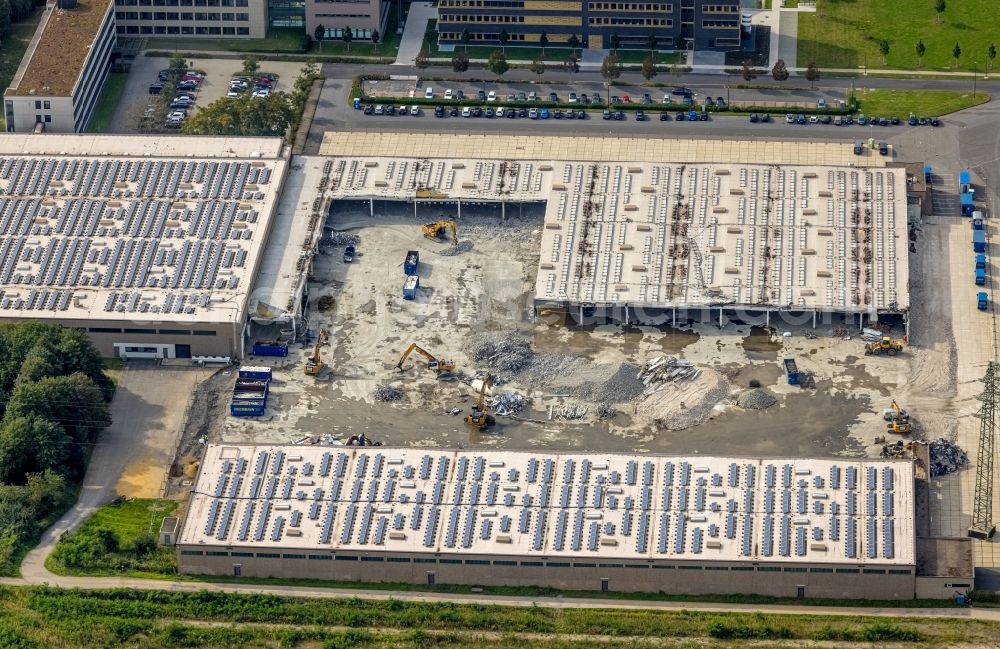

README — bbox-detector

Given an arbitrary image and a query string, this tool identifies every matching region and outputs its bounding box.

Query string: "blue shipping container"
[974,229,987,253]
[962,192,975,215]
[403,275,419,300]
[252,340,288,357]
[239,366,273,380]
[783,358,800,385]
[231,401,266,417]
[404,250,419,275]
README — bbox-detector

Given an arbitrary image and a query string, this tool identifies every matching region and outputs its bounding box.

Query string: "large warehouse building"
[318,132,909,329]
[0,134,290,359]
[177,444,930,599]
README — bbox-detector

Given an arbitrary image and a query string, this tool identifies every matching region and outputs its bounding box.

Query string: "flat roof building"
[0,134,289,359]
[178,444,918,598]
[113,0,267,39]
[318,132,910,327]
[4,0,116,133]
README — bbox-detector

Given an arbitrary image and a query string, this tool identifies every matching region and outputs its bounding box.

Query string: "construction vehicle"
[421,219,458,244]
[864,336,904,356]
[465,374,496,430]
[886,419,913,434]
[395,343,456,374]
[882,400,910,422]
[304,329,328,376]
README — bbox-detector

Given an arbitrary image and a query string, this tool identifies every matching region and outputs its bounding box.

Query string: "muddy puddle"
[531,325,698,361]
[741,326,783,360]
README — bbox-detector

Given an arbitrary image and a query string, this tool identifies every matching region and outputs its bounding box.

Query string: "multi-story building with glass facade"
[437,0,741,51]
[114,0,268,38]
[306,0,389,42]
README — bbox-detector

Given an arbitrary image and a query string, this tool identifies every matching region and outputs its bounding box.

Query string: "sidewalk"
[393,1,435,66]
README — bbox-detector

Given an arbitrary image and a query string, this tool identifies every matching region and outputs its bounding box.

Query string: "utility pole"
[969,361,998,540]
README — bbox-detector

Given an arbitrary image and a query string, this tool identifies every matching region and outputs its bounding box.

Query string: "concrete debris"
[469,333,534,373]
[326,231,361,247]
[557,404,588,420]
[436,240,474,256]
[928,438,969,477]
[880,440,907,459]
[861,327,884,342]
[637,356,700,395]
[636,367,731,431]
[372,384,403,402]
[735,387,777,410]
[488,391,527,416]
[597,403,616,419]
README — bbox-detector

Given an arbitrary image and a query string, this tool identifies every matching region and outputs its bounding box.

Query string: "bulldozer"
[884,399,912,434]
[394,343,456,375]
[304,329,328,376]
[421,219,458,245]
[465,374,496,430]
[864,336,905,356]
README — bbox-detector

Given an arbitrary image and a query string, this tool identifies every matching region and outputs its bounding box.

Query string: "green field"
[1,585,996,648]
[799,0,1000,71]
[87,73,128,133]
[854,88,989,116]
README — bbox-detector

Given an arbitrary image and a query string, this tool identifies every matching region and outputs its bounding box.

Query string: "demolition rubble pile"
[372,384,403,402]
[488,392,527,416]
[436,240,474,256]
[326,231,361,247]
[637,356,700,395]
[552,404,588,420]
[929,438,969,477]
[735,387,778,410]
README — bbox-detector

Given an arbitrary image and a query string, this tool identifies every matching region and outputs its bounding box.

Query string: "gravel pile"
[327,232,361,247]
[735,387,777,410]
[573,362,646,402]
[597,404,616,419]
[436,240,474,256]
[469,333,535,373]
[929,438,969,477]
[372,384,403,402]
[636,368,730,430]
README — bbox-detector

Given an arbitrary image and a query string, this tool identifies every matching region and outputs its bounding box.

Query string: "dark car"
[659,111,670,121]
[518,107,527,117]
[449,107,458,117]
[456,90,465,100]
[549,92,559,102]
[878,117,888,126]
[576,110,585,119]
[485,107,494,118]
[610,95,621,104]
[841,115,852,125]
[705,97,715,107]
[796,114,806,124]
[580,93,591,104]
[363,104,375,115]
[636,110,647,121]
[343,245,356,263]
[434,106,444,117]
[716,96,726,107]
[387,105,397,115]
[554,109,563,119]
[908,115,918,126]
[672,87,693,96]
[682,96,693,106]
[699,111,709,121]
[749,113,759,123]
[613,110,625,120]
[472,106,483,117]
[590,95,603,106]
[675,111,685,121]
[918,117,929,125]
[879,141,889,155]
[891,116,900,125]
[642,93,653,104]
[602,109,612,120]
[517,91,526,101]
[477,90,486,101]
[930,117,940,126]
[506,108,516,118]
[820,115,831,124]
[565,110,576,119]
[762,113,772,122]
[148,83,163,95]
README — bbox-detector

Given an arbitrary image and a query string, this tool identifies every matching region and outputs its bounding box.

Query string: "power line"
[970,361,998,540]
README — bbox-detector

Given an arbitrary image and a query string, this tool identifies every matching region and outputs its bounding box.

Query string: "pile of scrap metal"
[638,356,700,395]
[550,403,588,420]
[488,391,527,416]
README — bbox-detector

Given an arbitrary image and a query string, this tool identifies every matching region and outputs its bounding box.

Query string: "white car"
[410,105,420,115]
[252,90,270,98]
[486,91,496,102]
[424,87,433,98]
[808,115,819,123]
[462,106,471,117]
[785,113,795,123]
[529,107,538,119]
[444,89,453,99]
[226,90,240,99]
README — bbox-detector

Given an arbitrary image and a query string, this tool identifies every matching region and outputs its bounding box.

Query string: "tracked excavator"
[884,399,912,434]
[465,374,496,430]
[304,329,328,376]
[394,343,456,374]
[421,219,458,244]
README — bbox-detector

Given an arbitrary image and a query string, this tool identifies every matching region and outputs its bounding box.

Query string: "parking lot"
[109,56,307,133]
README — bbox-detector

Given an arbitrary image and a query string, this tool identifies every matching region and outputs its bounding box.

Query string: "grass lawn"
[146,27,309,54]
[102,357,124,389]
[87,73,127,133]
[854,88,989,116]
[46,498,179,578]
[799,0,1000,71]
[0,10,45,130]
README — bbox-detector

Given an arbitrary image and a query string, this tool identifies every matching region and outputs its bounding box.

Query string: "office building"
[113,0,268,38]
[306,0,388,42]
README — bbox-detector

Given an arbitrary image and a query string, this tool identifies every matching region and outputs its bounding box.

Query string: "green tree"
[498,29,508,53]
[567,34,580,55]
[952,41,961,67]
[415,46,430,69]
[805,61,820,88]
[460,29,471,53]
[564,55,579,73]
[241,55,260,77]
[609,33,621,52]
[989,43,997,74]
[9,0,32,22]
[600,53,622,85]
[641,54,657,81]
[342,26,353,52]
[6,373,111,444]
[878,39,890,65]
[0,0,12,39]
[168,53,188,74]
[741,58,756,82]
[915,40,926,67]
[181,93,295,137]
[530,55,546,77]
[314,24,325,52]
[451,52,469,72]
[0,416,71,483]
[934,0,946,24]
[771,58,789,83]
[371,29,379,54]
[487,48,509,79]
[539,31,548,55]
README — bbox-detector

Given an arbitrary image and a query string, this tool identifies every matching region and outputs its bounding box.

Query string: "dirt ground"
[178,200,959,465]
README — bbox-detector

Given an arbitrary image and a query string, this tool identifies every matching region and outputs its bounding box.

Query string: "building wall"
[178,547,918,599]
[3,2,115,133]
[305,0,388,40]
[436,0,740,51]
[915,576,973,599]
[114,0,268,38]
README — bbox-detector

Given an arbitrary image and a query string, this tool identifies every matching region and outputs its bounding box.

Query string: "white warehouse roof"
[182,445,915,566]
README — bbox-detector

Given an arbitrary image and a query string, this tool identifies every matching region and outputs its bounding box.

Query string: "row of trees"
[0,0,41,40]
[0,322,113,572]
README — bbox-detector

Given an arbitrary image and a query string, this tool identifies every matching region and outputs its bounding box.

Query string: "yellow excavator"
[864,336,905,356]
[421,219,458,245]
[465,374,496,430]
[304,329,328,376]
[394,343,456,374]
[884,399,912,434]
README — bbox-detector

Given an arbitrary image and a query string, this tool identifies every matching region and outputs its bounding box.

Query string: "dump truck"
[977,254,987,270]
[404,250,419,275]
[402,275,419,300]
[252,340,288,357]
[960,170,972,193]
[783,358,800,385]
[973,211,985,230]
[962,191,975,216]
[979,292,989,310]
[974,229,987,253]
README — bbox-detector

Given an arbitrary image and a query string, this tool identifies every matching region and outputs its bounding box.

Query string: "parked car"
[549,92,558,102]
[553,109,563,119]
[472,106,482,117]
[444,89,453,99]
[434,105,444,117]
[387,105,397,115]
[580,93,591,104]
[485,107,494,118]
[613,110,625,120]
[675,111,685,121]
[148,83,163,95]
[487,91,497,102]
[565,109,576,119]
[796,114,807,124]
[425,87,434,98]
[449,107,458,116]
[610,95,621,104]
[374,104,385,115]
[529,107,538,119]
[672,87,693,96]
[477,90,486,101]
[642,93,653,104]
[568,92,578,103]
[659,111,670,121]
[761,113,771,122]
[635,110,647,121]
[716,97,725,107]
[749,113,759,123]
[462,106,471,117]
[705,97,715,107]
[456,90,465,100]
[785,114,795,123]
[540,107,550,119]
[575,109,585,119]
[410,105,420,115]
[879,141,889,156]
[930,117,940,126]
[516,91,526,101]
[528,91,538,101]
